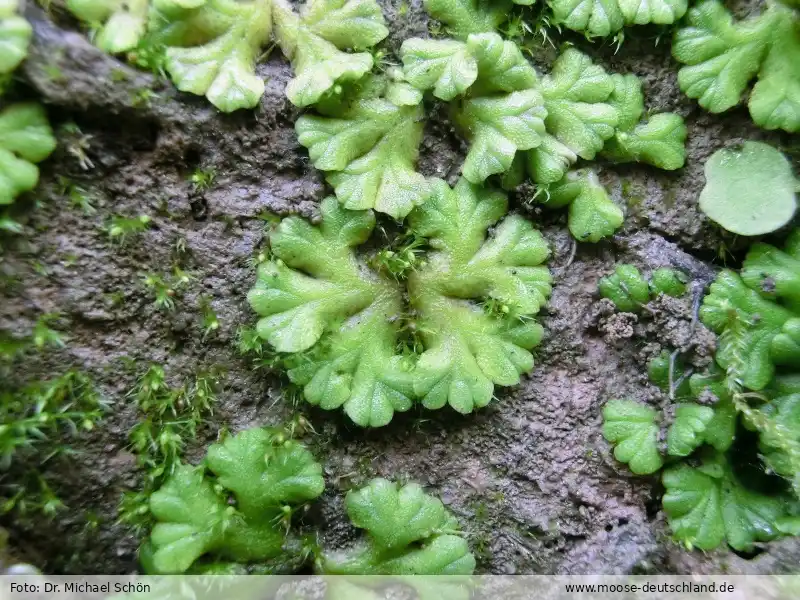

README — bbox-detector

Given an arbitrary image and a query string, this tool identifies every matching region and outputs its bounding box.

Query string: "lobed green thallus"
[398,24,686,187]
[598,264,686,312]
[549,0,688,38]
[142,431,476,575]
[317,477,475,575]
[425,0,688,40]
[141,427,325,574]
[541,169,625,243]
[0,0,57,208]
[67,0,688,247]
[673,0,800,133]
[7,0,795,569]
[602,231,800,551]
[0,0,31,76]
[248,178,551,427]
[66,0,391,111]
[332,0,686,233]
[295,75,429,220]
[705,231,800,391]
[0,104,56,206]
[518,0,798,134]
[298,32,685,232]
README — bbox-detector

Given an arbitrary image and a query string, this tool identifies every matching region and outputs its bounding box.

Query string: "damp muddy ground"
[2,0,799,575]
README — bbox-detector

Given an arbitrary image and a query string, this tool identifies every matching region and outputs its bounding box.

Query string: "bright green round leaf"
[0,14,31,75]
[698,141,797,236]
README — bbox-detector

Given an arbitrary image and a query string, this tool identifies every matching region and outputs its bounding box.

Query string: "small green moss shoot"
[57,176,97,215]
[140,273,174,311]
[131,88,159,108]
[31,313,66,350]
[369,235,425,282]
[117,364,221,534]
[140,267,193,312]
[501,6,559,53]
[235,325,285,371]
[106,214,151,245]
[189,168,216,192]
[0,349,106,519]
[126,39,168,79]
[199,296,220,339]
[42,63,65,83]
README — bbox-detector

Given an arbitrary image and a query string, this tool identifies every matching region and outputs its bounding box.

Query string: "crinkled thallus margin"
[0,0,56,212]
[66,0,391,112]
[248,178,551,427]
